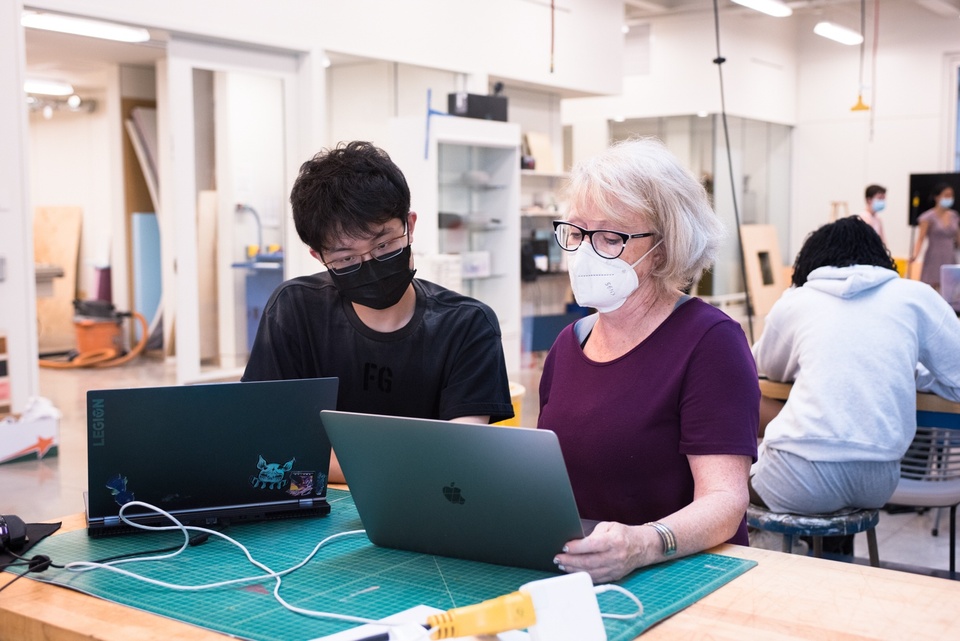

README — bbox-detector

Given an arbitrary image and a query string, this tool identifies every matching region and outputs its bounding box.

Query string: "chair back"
[901,426,960,482]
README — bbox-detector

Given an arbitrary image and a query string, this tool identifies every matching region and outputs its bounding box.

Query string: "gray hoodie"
[753,265,960,462]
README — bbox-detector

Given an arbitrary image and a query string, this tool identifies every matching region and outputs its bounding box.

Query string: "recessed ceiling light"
[730,0,793,18]
[813,21,864,45]
[24,78,74,96]
[21,10,150,43]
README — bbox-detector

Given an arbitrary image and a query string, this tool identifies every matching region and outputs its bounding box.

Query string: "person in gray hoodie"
[751,216,960,515]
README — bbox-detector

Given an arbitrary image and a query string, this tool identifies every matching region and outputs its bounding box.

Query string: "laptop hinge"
[104,516,121,527]
[298,499,314,508]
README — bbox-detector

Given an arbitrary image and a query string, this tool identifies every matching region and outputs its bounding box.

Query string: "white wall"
[0,0,38,413]
[565,1,960,269]
[30,0,625,98]
[29,81,114,300]
[563,9,798,135]
[793,2,960,260]
[327,61,460,149]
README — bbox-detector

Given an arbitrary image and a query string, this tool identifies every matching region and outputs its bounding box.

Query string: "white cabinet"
[389,115,522,376]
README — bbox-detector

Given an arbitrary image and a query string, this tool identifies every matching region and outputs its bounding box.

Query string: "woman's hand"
[554,521,659,583]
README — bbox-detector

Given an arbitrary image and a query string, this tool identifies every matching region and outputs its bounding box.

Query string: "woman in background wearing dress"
[911,183,960,291]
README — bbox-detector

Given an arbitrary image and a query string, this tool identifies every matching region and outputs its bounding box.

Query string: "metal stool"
[747,504,881,567]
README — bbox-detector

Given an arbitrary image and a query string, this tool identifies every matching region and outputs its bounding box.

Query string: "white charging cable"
[65,501,397,627]
[594,583,644,619]
[67,502,644,637]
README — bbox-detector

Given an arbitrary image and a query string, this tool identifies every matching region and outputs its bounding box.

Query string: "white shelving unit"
[520,168,569,278]
[389,115,522,376]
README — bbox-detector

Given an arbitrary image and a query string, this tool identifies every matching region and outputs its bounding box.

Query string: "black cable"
[0,530,214,595]
[0,553,61,594]
[2,548,64,570]
[93,531,213,564]
[711,0,755,344]
[0,561,31,570]
[0,568,32,594]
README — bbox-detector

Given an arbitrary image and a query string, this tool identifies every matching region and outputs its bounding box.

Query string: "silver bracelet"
[644,521,677,557]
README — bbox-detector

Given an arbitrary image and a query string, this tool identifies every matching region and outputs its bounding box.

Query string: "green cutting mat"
[11,490,755,640]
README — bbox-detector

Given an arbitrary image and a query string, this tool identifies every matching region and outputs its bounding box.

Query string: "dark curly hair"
[792,216,896,287]
[290,141,410,252]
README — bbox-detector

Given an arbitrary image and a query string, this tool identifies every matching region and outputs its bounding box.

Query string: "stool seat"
[747,504,880,567]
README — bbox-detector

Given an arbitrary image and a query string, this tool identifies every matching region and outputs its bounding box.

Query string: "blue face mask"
[939,197,955,209]
[870,199,886,213]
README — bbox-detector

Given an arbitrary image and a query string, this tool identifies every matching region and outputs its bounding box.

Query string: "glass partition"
[610,114,792,298]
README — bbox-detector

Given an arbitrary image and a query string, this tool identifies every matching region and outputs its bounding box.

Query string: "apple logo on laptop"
[442,482,466,505]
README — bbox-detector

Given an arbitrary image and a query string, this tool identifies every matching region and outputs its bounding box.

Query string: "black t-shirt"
[242,274,514,423]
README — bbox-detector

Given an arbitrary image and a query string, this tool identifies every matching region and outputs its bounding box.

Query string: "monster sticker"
[250,456,295,490]
[106,473,135,507]
[287,471,315,497]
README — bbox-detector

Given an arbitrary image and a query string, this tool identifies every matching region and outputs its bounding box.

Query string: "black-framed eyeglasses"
[322,223,409,275]
[552,221,657,260]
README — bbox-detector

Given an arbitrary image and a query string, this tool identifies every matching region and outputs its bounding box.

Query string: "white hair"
[563,137,725,295]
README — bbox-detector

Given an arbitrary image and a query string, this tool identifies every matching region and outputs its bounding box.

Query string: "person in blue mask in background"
[243,141,513,482]
[911,182,960,292]
[857,184,886,244]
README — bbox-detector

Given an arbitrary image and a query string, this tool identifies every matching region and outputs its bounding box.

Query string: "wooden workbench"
[759,378,960,414]
[3,512,960,640]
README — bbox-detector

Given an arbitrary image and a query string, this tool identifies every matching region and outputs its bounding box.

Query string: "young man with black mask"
[242,141,514,482]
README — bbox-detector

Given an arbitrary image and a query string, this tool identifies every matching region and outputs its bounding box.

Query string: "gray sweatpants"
[750,443,900,514]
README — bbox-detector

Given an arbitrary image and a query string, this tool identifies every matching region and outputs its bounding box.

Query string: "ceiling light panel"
[731,0,793,18]
[813,21,864,46]
[24,78,74,96]
[21,11,150,43]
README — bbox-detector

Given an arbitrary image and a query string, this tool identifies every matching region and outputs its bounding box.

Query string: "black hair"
[931,182,953,200]
[290,141,410,252]
[864,184,886,200]
[791,216,896,287]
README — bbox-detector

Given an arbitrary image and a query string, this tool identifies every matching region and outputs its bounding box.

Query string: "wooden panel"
[122,98,158,349]
[739,224,789,319]
[523,131,556,173]
[197,190,219,362]
[34,206,83,353]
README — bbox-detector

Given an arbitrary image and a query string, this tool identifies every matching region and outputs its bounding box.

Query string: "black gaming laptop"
[85,378,338,536]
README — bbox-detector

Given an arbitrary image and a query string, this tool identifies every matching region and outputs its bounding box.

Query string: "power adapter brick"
[520,572,606,641]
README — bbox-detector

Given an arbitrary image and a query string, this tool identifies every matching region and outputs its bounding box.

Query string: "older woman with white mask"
[539,138,759,582]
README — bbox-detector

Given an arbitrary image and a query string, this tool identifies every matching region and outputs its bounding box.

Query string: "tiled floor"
[2,355,957,581]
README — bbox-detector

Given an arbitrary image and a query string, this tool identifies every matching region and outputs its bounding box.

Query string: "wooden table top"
[759,378,960,414]
[3,512,960,640]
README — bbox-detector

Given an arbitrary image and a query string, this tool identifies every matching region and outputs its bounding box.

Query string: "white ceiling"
[23,21,366,91]
[624,0,943,22]
[22,1,956,92]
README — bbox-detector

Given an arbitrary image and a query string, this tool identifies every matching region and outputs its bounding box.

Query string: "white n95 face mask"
[567,239,663,313]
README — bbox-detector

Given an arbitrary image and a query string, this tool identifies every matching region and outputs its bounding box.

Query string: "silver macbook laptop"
[86,378,339,536]
[319,410,586,572]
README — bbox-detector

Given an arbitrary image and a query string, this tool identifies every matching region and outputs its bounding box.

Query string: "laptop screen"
[86,378,338,534]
